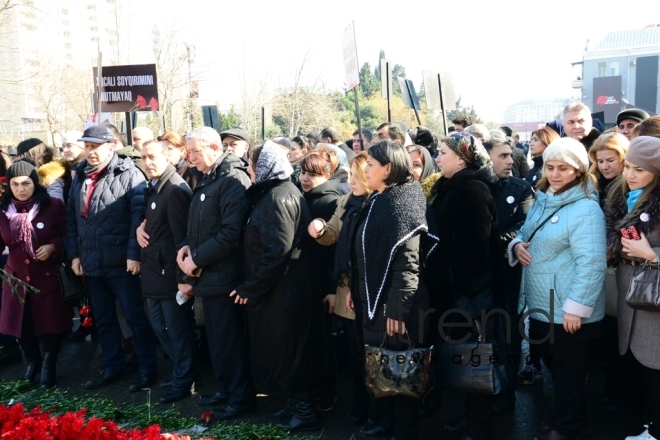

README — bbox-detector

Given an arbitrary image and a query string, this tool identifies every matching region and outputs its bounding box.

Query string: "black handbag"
[435,320,508,395]
[625,261,660,310]
[57,263,85,301]
[364,330,434,400]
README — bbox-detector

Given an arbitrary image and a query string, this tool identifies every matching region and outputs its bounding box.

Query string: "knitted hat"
[442,132,491,169]
[6,159,39,184]
[543,137,589,172]
[16,138,45,155]
[626,136,660,176]
[616,108,650,126]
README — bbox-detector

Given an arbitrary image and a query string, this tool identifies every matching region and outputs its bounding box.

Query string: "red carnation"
[136,95,147,109]
[149,97,159,111]
[82,317,93,328]
[200,411,214,424]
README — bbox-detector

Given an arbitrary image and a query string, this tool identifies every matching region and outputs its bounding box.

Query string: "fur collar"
[606,176,660,252]
[37,159,70,186]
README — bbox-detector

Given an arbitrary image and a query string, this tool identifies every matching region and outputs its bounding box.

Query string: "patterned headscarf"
[254,140,294,183]
[442,132,491,169]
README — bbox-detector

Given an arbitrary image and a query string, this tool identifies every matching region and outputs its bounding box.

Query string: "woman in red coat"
[0,160,71,387]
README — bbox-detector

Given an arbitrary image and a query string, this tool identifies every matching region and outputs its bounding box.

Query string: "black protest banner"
[93,64,159,112]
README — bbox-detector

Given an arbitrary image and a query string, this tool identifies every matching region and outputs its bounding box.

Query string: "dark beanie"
[6,159,39,184]
[626,136,660,176]
[16,138,44,156]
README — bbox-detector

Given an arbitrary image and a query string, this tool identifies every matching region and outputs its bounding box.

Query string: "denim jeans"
[86,276,157,375]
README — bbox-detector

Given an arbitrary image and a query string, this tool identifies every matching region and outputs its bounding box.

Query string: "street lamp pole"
[185,43,194,133]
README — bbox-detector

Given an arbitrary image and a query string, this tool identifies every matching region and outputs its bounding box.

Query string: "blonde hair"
[588,132,629,179]
[350,151,372,196]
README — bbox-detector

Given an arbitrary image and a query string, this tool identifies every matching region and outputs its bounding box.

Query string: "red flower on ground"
[81,317,93,328]
[136,95,147,109]
[200,411,214,424]
[149,98,159,111]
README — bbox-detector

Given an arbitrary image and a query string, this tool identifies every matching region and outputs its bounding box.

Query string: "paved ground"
[0,333,648,440]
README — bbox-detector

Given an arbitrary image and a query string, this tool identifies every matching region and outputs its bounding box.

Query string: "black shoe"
[129,372,158,392]
[39,354,57,388]
[21,362,42,382]
[85,371,123,390]
[280,399,320,432]
[358,423,392,439]
[0,343,22,366]
[159,387,191,404]
[199,392,230,406]
[160,380,173,389]
[272,398,294,421]
[212,403,257,421]
[444,415,468,433]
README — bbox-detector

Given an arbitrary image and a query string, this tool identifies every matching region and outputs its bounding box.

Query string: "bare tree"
[272,51,336,137]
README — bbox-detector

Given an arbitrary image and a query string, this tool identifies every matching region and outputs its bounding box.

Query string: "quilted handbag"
[435,320,508,395]
[364,330,434,400]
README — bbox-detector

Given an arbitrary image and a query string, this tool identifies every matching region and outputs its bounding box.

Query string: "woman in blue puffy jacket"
[508,137,607,440]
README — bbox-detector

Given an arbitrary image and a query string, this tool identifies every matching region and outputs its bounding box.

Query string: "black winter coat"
[236,179,326,394]
[427,167,507,317]
[176,160,200,190]
[525,156,543,186]
[492,175,533,315]
[304,179,342,298]
[186,153,251,297]
[493,176,534,249]
[141,165,191,299]
[66,154,146,277]
[511,145,530,179]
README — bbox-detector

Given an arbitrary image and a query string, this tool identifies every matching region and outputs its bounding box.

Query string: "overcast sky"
[149,0,654,122]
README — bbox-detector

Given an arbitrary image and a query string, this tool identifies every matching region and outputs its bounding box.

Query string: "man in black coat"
[176,127,255,420]
[137,140,196,404]
[485,137,534,412]
[66,125,157,392]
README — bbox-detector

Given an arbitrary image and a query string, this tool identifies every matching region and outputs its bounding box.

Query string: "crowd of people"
[0,102,659,440]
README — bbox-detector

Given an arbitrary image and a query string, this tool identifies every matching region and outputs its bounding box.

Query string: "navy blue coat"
[66,154,146,277]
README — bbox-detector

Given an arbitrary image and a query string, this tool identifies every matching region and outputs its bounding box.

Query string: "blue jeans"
[149,298,197,388]
[87,276,157,375]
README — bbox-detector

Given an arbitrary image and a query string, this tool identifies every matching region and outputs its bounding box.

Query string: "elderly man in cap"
[66,125,157,392]
[220,129,250,163]
[617,108,650,141]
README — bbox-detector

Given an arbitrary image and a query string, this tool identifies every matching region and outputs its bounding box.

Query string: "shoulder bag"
[57,262,85,301]
[625,261,660,311]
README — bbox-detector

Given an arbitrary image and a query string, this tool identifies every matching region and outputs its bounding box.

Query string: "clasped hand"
[176,245,199,277]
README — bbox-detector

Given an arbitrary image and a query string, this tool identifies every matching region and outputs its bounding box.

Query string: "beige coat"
[315,194,355,320]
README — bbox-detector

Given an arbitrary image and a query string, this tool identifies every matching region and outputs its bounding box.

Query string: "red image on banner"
[596,96,619,106]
